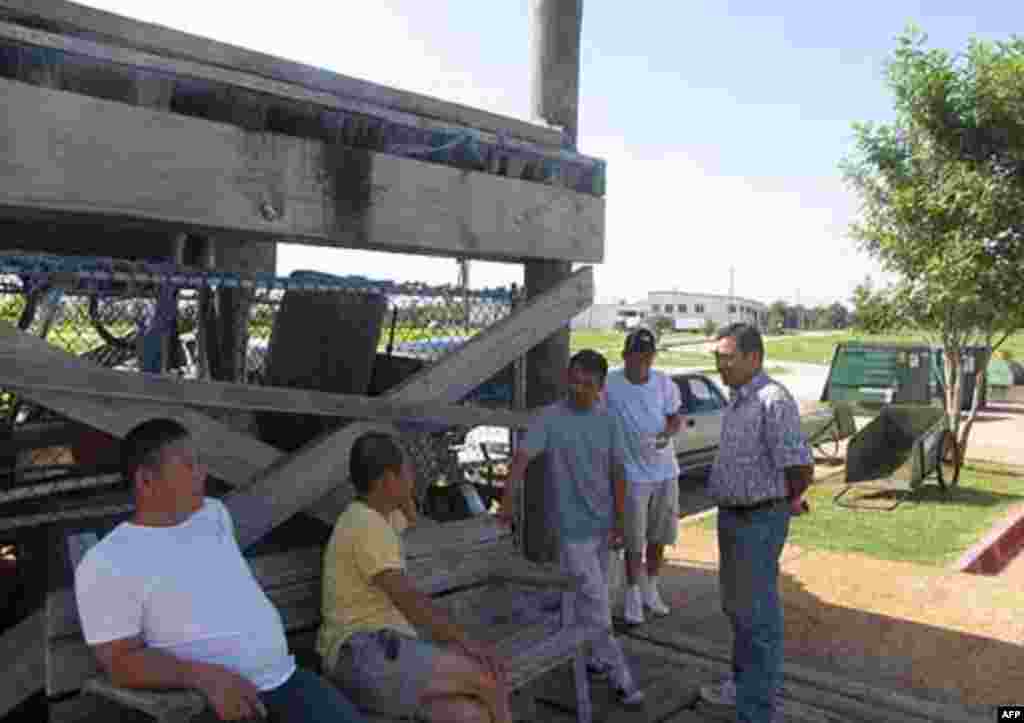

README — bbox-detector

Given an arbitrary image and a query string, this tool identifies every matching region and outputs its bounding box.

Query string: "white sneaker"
[699,676,736,706]
[624,585,645,625]
[642,578,670,616]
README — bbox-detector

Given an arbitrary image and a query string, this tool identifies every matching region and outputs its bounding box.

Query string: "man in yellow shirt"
[318,433,511,723]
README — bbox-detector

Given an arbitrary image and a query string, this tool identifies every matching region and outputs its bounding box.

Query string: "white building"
[570,301,648,330]
[571,292,767,332]
[647,291,768,331]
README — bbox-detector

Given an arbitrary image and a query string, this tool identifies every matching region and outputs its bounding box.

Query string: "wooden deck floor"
[45,625,991,723]
[525,631,989,723]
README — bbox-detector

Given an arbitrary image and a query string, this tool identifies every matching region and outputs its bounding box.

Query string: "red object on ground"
[956,505,1024,575]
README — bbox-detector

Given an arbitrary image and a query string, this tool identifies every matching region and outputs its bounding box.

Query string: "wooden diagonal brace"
[0,266,592,539]
[0,322,533,430]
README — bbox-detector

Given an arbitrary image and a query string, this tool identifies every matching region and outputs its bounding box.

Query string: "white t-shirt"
[74,498,295,691]
[604,368,682,488]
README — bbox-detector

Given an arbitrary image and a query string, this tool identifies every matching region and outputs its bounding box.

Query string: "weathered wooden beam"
[0,322,534,430]
[0,611,45,719]
[0,78,603,263]
[22,388,278,488]
[226,420,400,550]
[5,267,589,537]
[0,18,587,171]
[0,0,562,148]
[386,266,593,404]
[0,420,85,456]
[311,267,593,519]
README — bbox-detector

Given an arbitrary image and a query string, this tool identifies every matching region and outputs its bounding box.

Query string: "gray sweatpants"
[560,536,634,691]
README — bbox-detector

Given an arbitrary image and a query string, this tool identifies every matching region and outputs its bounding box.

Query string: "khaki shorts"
[624,479,679,553]
[327,629,439,719]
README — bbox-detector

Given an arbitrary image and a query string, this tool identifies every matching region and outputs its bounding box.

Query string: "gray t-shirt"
[522,400,625,542]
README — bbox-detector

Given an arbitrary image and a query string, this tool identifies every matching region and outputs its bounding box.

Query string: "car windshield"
[687,378,722,413]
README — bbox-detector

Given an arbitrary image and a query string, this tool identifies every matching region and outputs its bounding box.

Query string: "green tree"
[649,314,674,338]
[767,300,788,331]
[828,302,850,329]
[811,305,833,330]
[850,276,896,333]
[842,27,1024,460]
[703,318,718,337]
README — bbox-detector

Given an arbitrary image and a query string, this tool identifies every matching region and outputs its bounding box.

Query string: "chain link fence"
[0,254,520,527]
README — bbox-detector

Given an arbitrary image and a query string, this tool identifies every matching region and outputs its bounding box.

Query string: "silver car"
[670,373,728,477]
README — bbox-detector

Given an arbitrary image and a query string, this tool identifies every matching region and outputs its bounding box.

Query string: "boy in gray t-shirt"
[499,350,643,707]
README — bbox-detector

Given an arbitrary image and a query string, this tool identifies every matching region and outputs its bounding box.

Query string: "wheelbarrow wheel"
[937,430,961,489]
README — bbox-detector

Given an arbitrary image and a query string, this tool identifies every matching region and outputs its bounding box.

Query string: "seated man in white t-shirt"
[74,418,364,723]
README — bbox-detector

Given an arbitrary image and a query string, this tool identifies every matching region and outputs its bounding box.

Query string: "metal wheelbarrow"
[834,404,961,510]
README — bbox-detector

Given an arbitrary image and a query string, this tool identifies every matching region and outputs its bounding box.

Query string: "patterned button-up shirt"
[708,372,813,507]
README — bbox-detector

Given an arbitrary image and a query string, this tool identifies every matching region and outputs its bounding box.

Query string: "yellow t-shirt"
[316,502,416,669]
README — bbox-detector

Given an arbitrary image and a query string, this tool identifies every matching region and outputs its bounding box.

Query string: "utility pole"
[729,265,735,323]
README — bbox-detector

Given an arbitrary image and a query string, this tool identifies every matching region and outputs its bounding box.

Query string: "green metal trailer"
[821,342,993,412]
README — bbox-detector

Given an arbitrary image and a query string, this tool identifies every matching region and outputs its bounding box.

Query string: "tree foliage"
[767,300,788,331]
[842,27,1024,459]
[850,276,896,333]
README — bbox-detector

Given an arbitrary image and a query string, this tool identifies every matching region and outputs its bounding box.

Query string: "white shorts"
[624,479,679,553]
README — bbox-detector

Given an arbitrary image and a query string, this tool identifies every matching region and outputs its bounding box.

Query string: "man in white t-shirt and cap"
[604,328,683,625]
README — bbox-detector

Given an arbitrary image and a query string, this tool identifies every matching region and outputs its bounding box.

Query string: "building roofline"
[647,291,767,307]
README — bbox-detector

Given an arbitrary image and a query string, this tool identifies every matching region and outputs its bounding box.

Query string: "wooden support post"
[522,0,584,563]
[211,238,276,383]
[157,233,186,374]
[522,261,572,563]
[193,236,216,382]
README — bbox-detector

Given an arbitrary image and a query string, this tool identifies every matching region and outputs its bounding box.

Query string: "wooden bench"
[46,514,594,723]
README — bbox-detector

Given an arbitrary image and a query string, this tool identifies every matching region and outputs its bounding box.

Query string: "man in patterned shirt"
[699,323,813,723]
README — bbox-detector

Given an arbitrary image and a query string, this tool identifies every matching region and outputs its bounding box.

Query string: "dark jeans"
[718,504,790,723]
[259,667,364,723]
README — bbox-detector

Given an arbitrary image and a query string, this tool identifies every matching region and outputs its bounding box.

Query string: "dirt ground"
[653,397,1024,709]
[655,523,1023,707]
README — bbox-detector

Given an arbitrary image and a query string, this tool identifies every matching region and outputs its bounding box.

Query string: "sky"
[81,1,1024,308]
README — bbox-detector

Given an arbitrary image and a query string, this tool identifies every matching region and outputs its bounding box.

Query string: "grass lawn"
[691,462,1024,566]
[571,329,713,368]
[763,330,1024,366]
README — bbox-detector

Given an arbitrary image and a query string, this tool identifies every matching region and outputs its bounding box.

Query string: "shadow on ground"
[838,484,1024,508]
[641,543,1023,709]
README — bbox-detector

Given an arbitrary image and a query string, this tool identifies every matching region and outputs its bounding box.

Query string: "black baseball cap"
[624,328,657,354]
